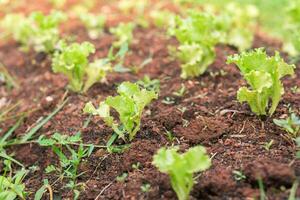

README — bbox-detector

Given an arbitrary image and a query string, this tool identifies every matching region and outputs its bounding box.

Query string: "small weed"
[141,183,151,193]
[173,84,186,97]
[273,112,300,138]
[116,173,128,182]
[162,97,175,105]
[39,133,94,198]
[232,170,246,181]
[263,140,274,151]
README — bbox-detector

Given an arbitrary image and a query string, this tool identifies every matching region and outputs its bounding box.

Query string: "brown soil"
[0,1,300,200]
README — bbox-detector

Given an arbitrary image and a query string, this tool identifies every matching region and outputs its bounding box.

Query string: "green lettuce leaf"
[153,146,211,200]
[228,48,295,116]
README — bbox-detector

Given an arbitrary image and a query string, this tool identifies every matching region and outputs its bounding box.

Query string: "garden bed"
[0,0,300,199]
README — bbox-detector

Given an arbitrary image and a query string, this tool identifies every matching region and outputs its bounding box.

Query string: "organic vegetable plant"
[283,0,300,56]
[1,11,66,53]
[273,112,300,138]
[152,146,211,200]
[84,81,158,141]
[79,12,106,39]
[169,11,221,79]
[110,22,135,47]
[150,10,175,28]
[227,48,295,116]
[215,2,258,52]
[52,40,112,93]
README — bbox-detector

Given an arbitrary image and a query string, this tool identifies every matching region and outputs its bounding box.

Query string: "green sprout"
[152,146,211,200]
[52,40,112,93]
[215,3,258,52]
[84,81,158,141]
[136,75,160,93]
[0,160,27,200]
[38,133,94,198]
[1,11,66,52]
[283,0,300,56]
[169,11,221,79]
[273,113,300,138]
[79,12,106,39]
[150,10,175,28]
[227,48,295,116]
[110,22,135,47]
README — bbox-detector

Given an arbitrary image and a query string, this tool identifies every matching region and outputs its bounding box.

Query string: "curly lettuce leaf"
[52,40,95,92]
[153,146,211,200]
[177,43,215,79]
[228,48,295,115]
[84,82,157,141]
[83,59,112,92]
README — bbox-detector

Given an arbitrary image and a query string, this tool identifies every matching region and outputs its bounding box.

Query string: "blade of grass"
[20,99,68,143]
[0,101,21,122]
[258,177,266,200]
[0,61,19,89]
[0,117,23,146]
[0,151,24,167]
[288,180,299,200]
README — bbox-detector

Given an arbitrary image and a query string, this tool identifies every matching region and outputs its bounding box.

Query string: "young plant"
[110,22,135,47]
[283,0,300,56]
[152,146,211,200]
[52,40,112,93]
[34,179,52,200]
[84,81,158,141]
[150,10,175,28]
[0,160,27,200]
[215,3,258,52]
[38,133,94,199]
[169,11,221,79]
[227,48,295,116]
[79,12,106,39]
[1,11,66,52]
[273,113,300,138]
[136,75,160,93]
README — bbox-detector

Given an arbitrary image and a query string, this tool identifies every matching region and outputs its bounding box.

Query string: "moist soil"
[0,1,300,199]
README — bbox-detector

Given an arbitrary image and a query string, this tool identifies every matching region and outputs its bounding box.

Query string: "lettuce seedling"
[273,113,300,138]
[52,40,95,92]
[152,146,211,200]
[52,40,112,93]
[169,11,220,79]
[83,59,112,93]
[84,82,158,141]
[215,3,258,52]
[177,43,215,79]
[110,22,135,47]
[1,11,66,52]
[283,0,300,56]
[79,13,106,39]
[150,10,175,28]
[227,48,295,116]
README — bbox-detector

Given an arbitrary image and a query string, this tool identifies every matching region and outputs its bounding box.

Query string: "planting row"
[0,0,300,199]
